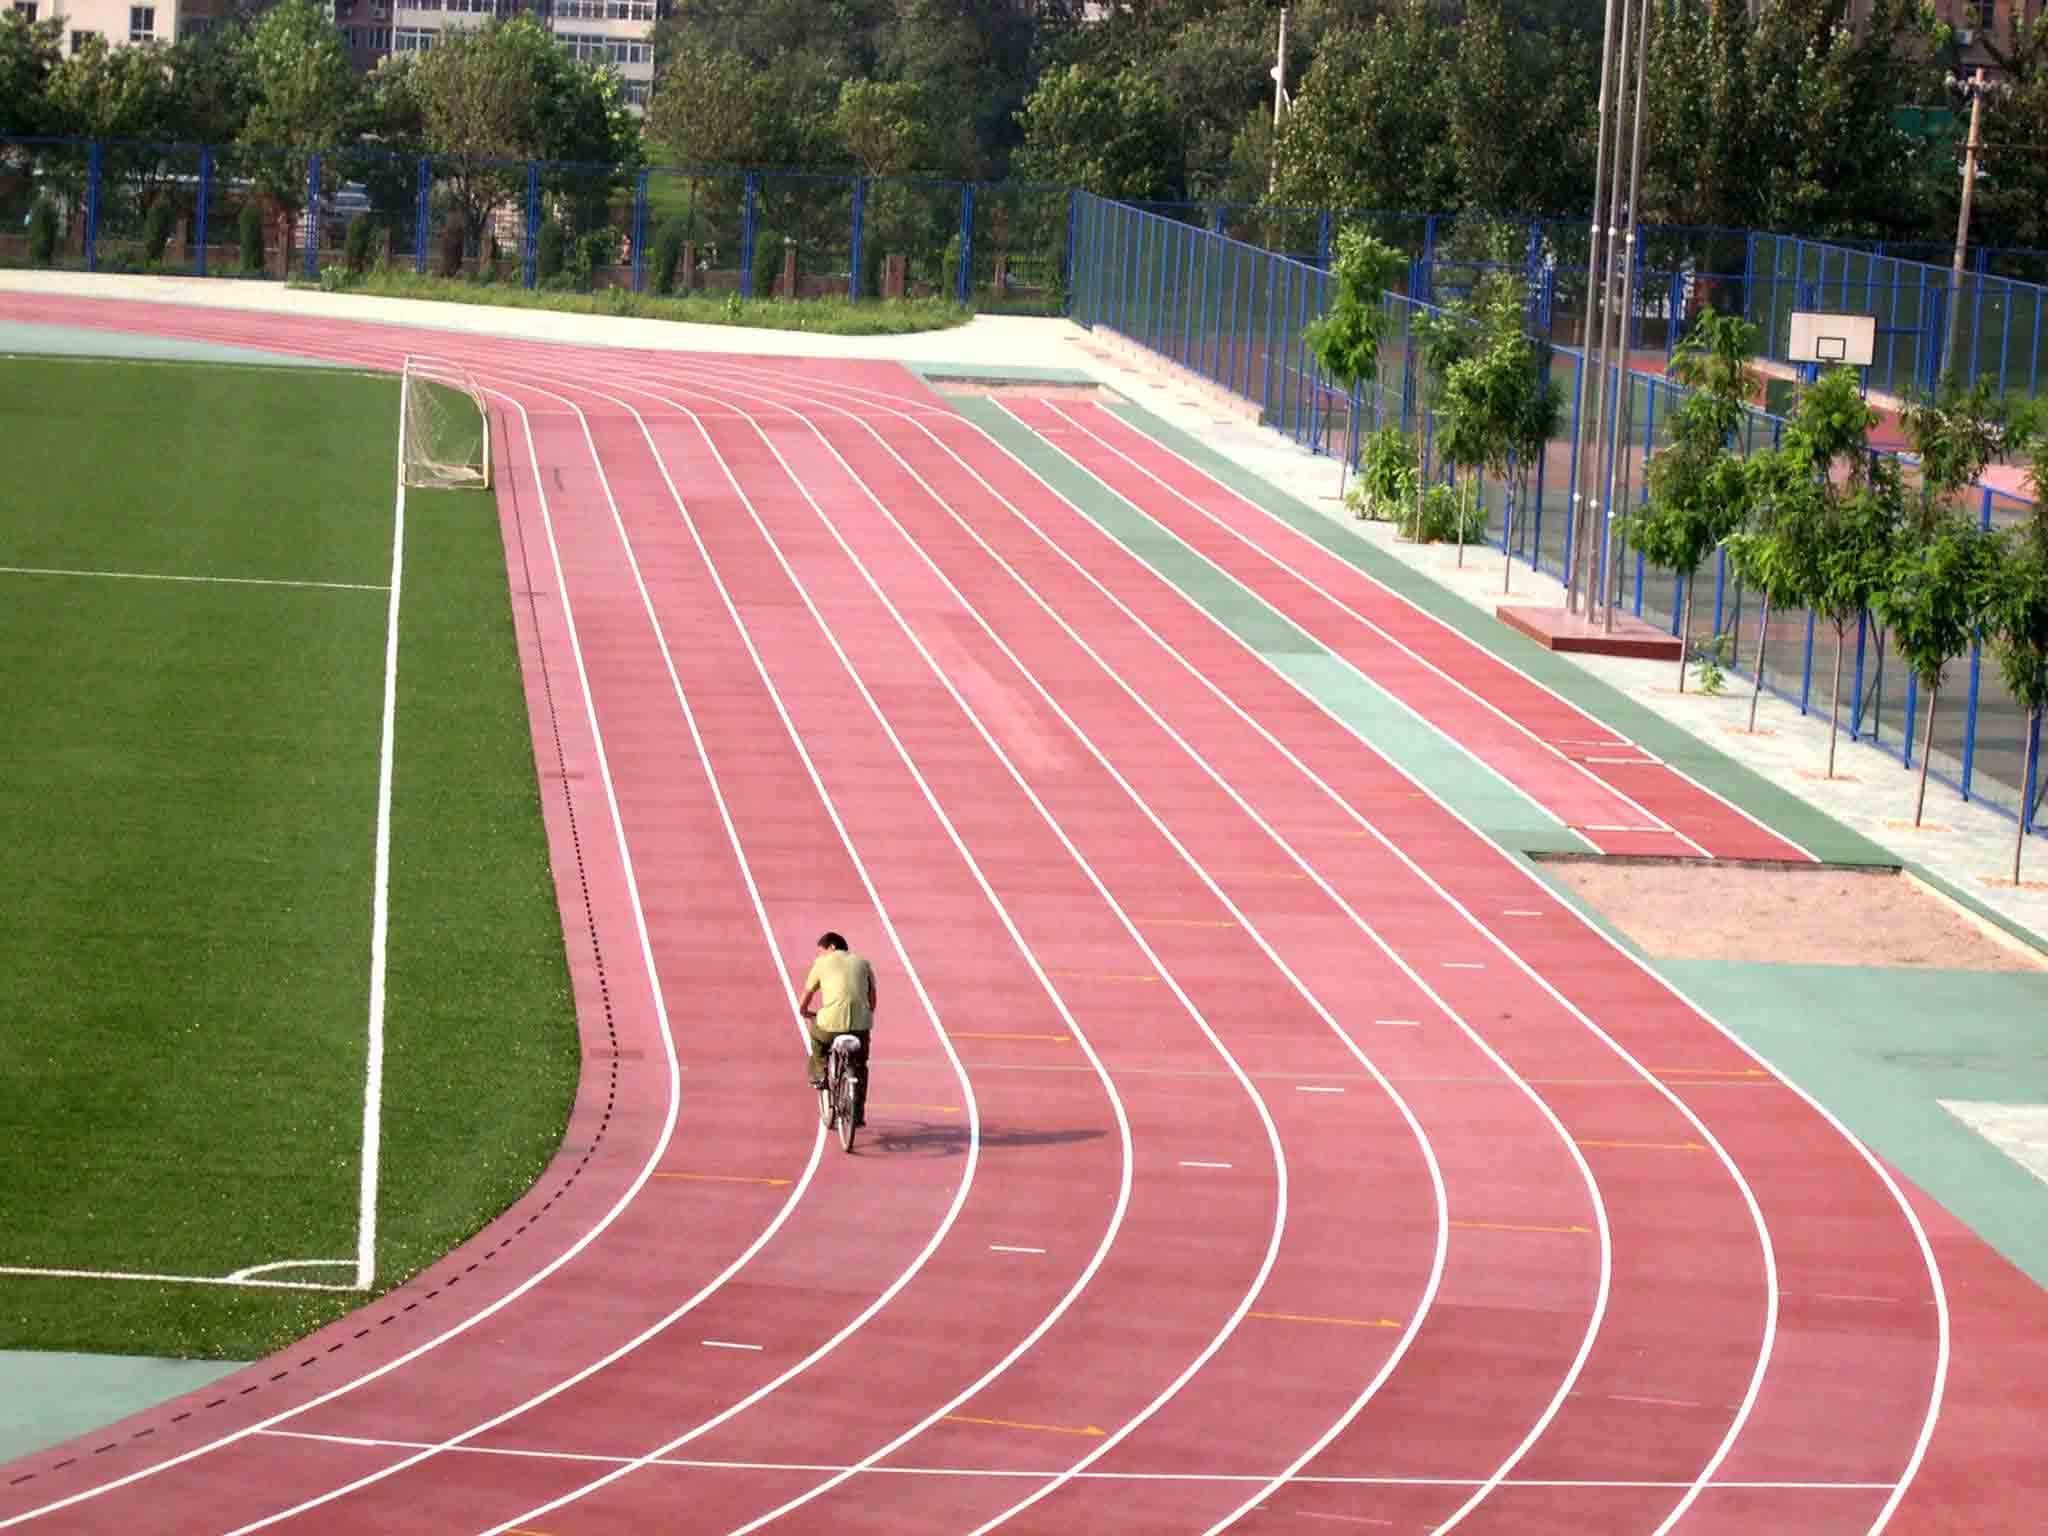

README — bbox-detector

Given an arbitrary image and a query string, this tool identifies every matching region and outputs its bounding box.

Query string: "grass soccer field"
[0,355,578,1360]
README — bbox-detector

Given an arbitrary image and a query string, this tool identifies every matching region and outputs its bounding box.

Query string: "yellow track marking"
[1452,1220,1592,1235]
[943,1414,1106,1437]
[877,1103,961,1115]
[1247,1310,1401,1329]
[953,1031,1072,1042]
[654,1173,793,1187]
[1575,1139,1708,1151]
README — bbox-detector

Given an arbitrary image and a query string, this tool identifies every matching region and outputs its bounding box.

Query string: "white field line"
[629,374,1445,1536]
[353,366,410,1291]
[0,380,713,1531]
[217,375,858,1536]
[0,565,389,592]
[1076,401,1823,865]
[470,369,1137,1536]
[1043,400,1708,862]
[262,1427,1899,1489]
[0,1264,358,1292]
[466,369,1015,1536]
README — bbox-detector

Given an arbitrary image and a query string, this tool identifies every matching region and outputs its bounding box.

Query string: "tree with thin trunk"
[1982,414,2048,882]
[1304,226,1407,498]
[1632,308,1760,691]
[1876,513,1999,825]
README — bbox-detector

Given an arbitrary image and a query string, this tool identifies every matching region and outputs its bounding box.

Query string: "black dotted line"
[8,402,622,1492]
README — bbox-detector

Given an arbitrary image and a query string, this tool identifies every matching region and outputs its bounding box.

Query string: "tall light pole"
[1565,0,1623,615]
[1268,8,1289,198]
[1944,66,1993,384]
[1601,0,1654,631]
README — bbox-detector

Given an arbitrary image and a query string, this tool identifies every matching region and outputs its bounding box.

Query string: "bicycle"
[815,1032,864,1153]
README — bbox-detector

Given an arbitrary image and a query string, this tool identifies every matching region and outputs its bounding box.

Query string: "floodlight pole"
[1944,66,1989,384]
[1567,0,1624,615]
[1602,0,1654,633]
[1580,0,1638,624]
[1268,9,1289,199]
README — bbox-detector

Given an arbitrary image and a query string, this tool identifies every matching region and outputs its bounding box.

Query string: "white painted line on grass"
[0,1263,359,1292]
[0,564,389,592]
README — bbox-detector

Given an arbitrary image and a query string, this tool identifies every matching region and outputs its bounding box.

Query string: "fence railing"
[0,136,1077,310]
[1070,191,2046,836]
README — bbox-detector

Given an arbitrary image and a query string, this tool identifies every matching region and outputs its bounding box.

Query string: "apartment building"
[8,0,229,52]
[335,0,658,110]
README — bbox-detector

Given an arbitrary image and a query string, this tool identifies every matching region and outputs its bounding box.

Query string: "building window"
[623,77,648,107]
[12,3,39,20]
[128,4,154,38]
[394,24,435,47]
[1969,0,1995,28]
[70,26,95,48]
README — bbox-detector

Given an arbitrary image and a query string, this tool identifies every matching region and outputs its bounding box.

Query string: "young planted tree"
[1982,427,2048,882]
[1426,259,1561,575]
[1631,308,1760,690]
[1303,226,1407,498]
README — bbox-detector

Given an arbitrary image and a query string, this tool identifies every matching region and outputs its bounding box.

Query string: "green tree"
[1632,309,1761,691]
[0,13,65,139]
[1876,514,1999,825]
[1271,7,1456,214]
[1013,65,1182,199]
[239,0,356,232]
[1146,2,1276,198]
[884,0,1039,178]
[1975,16,2048,253]
[1448,0,1597,217]
[833,80,927,177]
[1304,226,1406,496]
[1981,531,2048,883]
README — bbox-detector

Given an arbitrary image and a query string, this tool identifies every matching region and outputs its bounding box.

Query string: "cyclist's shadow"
[864,1120,1106,1159]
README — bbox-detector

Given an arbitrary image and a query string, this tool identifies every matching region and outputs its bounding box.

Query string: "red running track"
[0,293,2042,1536]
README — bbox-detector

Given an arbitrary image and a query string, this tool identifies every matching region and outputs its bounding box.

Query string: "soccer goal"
[401,354,492,491]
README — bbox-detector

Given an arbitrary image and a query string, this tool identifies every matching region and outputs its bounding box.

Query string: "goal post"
[401,354,492,491]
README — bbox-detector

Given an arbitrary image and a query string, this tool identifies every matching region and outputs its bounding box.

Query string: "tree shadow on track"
[862,1121,1108,1159]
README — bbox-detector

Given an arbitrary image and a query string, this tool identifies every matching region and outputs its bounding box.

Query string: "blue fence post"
[2027,707,2044,833]
[414,158,429,274]
[303,152,321,281]
[956,182,975,305]
[1073,189,1089,315]
[631,168,649,293]
[195,145,211,278]
[84,139,101,274]
[523,161,540,289]
[1800,609,1816,713]
[1317,210,1333,268]
[1635,380,1657,616]
[739,172,758,298]
[847,177,865,302]
[1422,214,1437,272]
[1713,544,1728,642]
[1211,204,1225,235]
[1904,669,1919,767]
[1261,259,1279,415]
[1850,611,1868,740]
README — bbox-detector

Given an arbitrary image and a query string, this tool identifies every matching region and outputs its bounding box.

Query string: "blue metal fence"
[0,136,1074,308]
[1071,190,2046,835]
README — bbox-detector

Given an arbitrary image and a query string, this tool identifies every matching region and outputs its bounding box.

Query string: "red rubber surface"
[0,294,2042,1536]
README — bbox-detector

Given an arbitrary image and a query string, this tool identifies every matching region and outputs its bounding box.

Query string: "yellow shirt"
[803,950,874,1035]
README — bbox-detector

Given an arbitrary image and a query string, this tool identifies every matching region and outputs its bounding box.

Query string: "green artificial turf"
[0,358,576,1359]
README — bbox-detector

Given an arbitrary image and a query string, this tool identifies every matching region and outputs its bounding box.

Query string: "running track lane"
[0,296,2039,1531]
[993,396,1811,865]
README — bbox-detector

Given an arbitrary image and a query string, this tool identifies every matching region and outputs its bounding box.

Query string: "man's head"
[817,931,848,953]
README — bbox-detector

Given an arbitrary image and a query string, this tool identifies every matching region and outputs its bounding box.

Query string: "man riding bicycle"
[799,931,875,1128]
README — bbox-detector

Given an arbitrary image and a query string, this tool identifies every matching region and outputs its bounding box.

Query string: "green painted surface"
[0,1352,246,1460]
[956,396,1591,854]
[1653,961,2048,1288]
[0,321,340,369]
[1096,397,1897,869]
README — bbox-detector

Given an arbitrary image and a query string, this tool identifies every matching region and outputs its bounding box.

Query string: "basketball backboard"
[1788,311,1876,367]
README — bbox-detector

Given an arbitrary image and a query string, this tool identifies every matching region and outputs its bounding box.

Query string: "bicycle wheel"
[817,1065,835,1129]
[836,1071,859,1152]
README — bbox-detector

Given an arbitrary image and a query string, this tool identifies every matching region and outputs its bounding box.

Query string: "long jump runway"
[3,295,2044,1535]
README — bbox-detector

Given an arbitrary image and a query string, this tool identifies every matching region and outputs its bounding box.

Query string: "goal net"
[401,355,491,491]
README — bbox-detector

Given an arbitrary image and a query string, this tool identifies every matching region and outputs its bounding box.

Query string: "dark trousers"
[808,1027,870,1124]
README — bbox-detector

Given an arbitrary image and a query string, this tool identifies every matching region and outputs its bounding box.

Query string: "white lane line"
[1583,756,1661,765]
[637,380,1332,1536]
[469,370,1134,1536]
[990,1245,1048,1255]
[1042,400,1706,860]
[657,369,1604,1536]
[0,563,388,592]
[1374,1019,1423,1028]
[702,1341,764,1352]
[262,1427,1903,1489]
[1443,962,1485,970]
[1577,824,1668,834]
[1180,1160,1234,1169]
[0,374,707,1534]
[1504,910,1545,918]
[1295,1085,1346,1095]
[209,377,821,1536]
